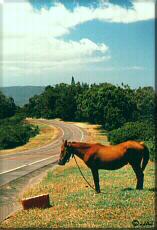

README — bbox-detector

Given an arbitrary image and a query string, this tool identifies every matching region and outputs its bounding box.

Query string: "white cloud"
[3,36,109,62]
[96,1,155,23]
[2,37,110,77]
[1,0,155,83]
[87,65,145,72]
[118,66,145,71]
[123,66,145,71]
[3,1,155,39]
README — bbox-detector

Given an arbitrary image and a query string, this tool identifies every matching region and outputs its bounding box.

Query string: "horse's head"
[58,140,73,165]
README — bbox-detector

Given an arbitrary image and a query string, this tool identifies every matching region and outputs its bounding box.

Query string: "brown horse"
[58,140,149,193]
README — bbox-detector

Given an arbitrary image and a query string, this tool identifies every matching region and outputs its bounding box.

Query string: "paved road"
[0,120,88,187]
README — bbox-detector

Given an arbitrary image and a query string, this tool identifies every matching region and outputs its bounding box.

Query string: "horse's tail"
[140,142,149,171]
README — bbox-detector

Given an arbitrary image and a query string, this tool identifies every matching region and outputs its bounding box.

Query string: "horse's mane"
[68,141,98,149]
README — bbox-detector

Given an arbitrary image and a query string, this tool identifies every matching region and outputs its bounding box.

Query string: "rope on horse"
[73,155,96,192]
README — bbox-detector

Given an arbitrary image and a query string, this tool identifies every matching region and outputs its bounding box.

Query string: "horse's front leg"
[91,168,100,193]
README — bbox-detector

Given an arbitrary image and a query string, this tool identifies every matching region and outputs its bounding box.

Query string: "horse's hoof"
[96,190,101,194]
[136,187,143,190]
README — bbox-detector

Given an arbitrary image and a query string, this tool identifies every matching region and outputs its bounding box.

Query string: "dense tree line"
[0,91,17,119]
[23,78,155,130]
[0,91,39,149]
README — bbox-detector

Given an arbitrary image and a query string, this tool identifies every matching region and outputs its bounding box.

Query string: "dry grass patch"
[1,157,155,228]
[0,118,59,155]
[70,121,109,144]
[0,121,155,228]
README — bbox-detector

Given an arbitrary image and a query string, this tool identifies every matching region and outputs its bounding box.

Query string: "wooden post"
[21,194,50,210]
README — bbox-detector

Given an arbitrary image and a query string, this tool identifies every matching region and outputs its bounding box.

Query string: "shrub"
[145,140,156,161]
[0,116,39,150]
[108,120,155,161]
[108,120,154,143]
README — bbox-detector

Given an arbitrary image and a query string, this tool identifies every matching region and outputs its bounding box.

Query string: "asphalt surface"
[0,120,88,187]
[0,120,88,221]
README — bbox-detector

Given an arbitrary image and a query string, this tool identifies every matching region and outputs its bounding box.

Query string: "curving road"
[0,119,88,187]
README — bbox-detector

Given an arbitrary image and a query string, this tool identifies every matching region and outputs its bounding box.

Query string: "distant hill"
[0,86,45,106]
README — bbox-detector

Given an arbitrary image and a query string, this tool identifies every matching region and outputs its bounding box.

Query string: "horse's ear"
[64,140,67,146]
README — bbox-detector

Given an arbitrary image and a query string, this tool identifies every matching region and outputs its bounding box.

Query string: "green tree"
[134,86,155,120]
[71,76,75,85]
[0,91,16,119]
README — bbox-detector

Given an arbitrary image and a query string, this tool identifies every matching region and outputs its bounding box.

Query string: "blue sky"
[2,0,155,88]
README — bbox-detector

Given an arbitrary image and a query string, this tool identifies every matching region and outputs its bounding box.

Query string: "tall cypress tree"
[71,76,75,85]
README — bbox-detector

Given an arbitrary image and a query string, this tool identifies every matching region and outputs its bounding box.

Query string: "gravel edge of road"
[0,161,59,222]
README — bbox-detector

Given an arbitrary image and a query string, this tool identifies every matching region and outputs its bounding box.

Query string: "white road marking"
[28,154,58,166]
[0,121,85,176]
[0,154,59,175]
[62,124,75,142]
[0,165,27,175]
[72,124,84,141]
[80,127,84,141]
[61,123,84,142]
[57,125,65,139]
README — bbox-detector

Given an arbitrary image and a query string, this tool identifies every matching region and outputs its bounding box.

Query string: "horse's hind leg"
[91,168,100,193]
[131,164,144,190]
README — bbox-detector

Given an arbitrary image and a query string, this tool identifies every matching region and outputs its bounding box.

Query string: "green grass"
[0,158,155,228]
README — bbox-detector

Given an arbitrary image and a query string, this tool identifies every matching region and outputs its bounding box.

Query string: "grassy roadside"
[1,159,155,228]
[0,122,155,228]
[0,118,59,155]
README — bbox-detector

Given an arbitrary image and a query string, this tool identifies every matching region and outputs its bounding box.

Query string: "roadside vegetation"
[0,119,59,154]
[108,119,155,161]
[0,156,155,228]
[0,91,39,150]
